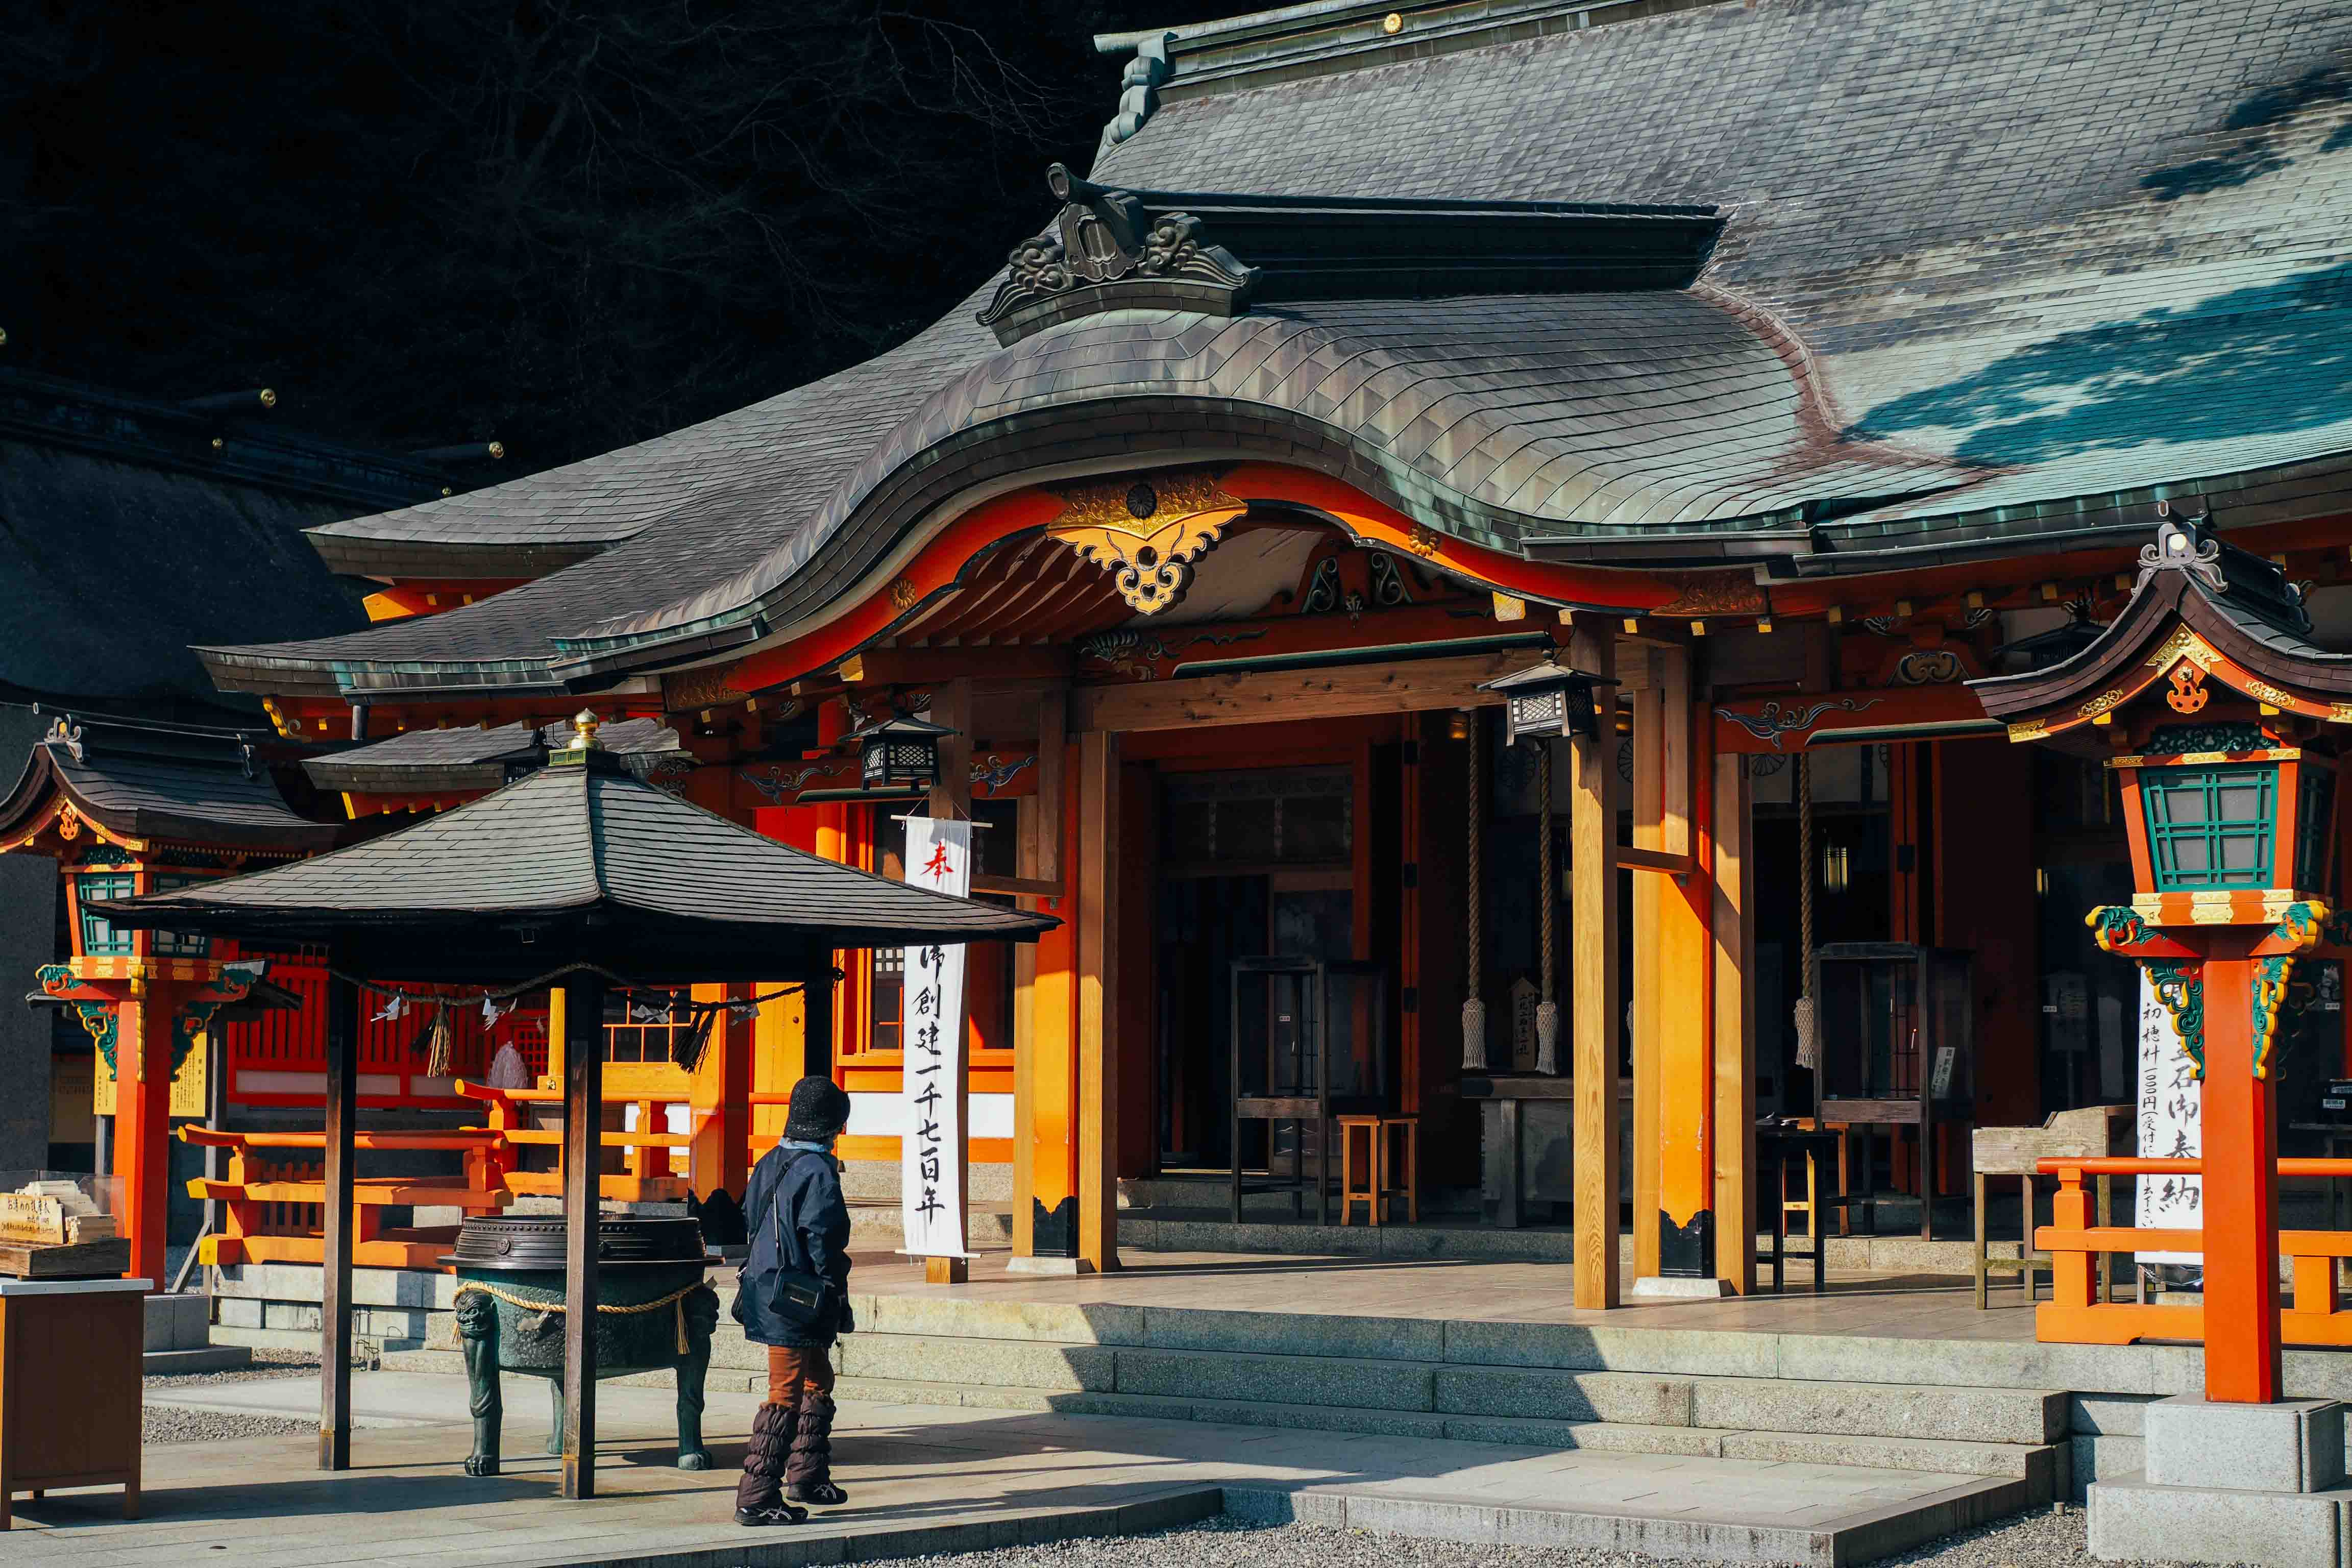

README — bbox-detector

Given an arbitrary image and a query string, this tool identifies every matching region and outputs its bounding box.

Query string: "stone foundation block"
[2146,1395,2345,1492]
[2089,1475,2347,1567]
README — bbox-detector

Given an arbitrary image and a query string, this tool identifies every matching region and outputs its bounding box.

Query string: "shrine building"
[22,0,2352,1321]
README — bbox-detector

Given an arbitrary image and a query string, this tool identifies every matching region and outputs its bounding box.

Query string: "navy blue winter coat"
[738,1143,853,1348]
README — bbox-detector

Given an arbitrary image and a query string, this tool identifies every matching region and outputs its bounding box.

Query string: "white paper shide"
[899,816,972,1259]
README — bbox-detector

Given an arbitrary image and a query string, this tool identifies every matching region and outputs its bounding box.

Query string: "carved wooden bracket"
[1046,469,1245,616]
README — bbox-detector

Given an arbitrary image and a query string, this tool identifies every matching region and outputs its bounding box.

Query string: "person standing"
[732,1075,855,1527]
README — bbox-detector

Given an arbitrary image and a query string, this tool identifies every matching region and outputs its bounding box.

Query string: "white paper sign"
[900,816,972,1260]
[2135,968,2202,1266]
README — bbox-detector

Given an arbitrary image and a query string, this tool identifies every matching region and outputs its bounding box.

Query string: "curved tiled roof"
[208,0,2352,699]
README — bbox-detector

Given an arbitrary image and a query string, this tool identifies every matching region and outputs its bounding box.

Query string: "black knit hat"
[783,1075,851,1143]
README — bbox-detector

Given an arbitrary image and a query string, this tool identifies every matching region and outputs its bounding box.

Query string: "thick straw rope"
[454,1278,715,1356]
[1462,718,1487,1070]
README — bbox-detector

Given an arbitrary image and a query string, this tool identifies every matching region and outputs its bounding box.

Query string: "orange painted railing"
[180,1126,510,1270]
[2035,1156,2352,1348]
[455,1082,697,1203]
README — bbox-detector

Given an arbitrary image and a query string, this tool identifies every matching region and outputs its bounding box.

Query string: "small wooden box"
[0,1278,146,1528]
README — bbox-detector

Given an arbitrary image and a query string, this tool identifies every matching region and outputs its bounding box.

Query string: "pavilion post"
[1567,620,1621,1309]
[802,945,835,1080]
[559,973,605,1500]
[318,965,358,1472]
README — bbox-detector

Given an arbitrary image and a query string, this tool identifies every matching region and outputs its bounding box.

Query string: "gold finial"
[572,709,601,748]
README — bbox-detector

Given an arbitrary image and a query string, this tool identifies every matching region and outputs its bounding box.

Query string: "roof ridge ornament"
[2136,503,2225,595]
[548,709,602,768]
[976,164,1256,347]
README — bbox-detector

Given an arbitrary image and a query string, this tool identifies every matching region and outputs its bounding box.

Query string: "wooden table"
[0,1277,147,1527]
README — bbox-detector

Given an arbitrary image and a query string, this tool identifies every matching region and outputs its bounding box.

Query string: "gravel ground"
[860,1508,2240,1568]
[144,1349,321,1388]
[141,1405,312,1446]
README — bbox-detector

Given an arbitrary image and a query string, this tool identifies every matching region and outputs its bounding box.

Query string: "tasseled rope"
[1793,752,1821,1072]
[1534,739,1560,1074]
[422,1001,454,1080]
[1462,716,1488,1071]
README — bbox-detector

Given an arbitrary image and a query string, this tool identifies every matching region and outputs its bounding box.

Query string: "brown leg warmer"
[733,1403,806,1526]
[785,1389,846,1505]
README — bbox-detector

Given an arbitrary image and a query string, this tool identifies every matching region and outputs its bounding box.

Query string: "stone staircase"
[386,1288,2071,1506]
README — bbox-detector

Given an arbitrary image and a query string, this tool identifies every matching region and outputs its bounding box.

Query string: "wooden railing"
[180,1126,509,1270]
[455,1082,698,1203]
[2036,1156,2352,1347]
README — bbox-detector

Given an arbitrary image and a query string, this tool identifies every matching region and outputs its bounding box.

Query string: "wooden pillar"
[1569,621,1621,1309]
[689,982,754,1199]
[1076,730,1121,1273]
[1711,748,1757,1293]
[802,945,835,1081]
[114,988,173,1292]
[559,974,605,1500]
[318,967,358,1472]
[1019,734,1082,1261]
[1655,648,1717,1279]
[2200,938,2283,1403]
[1627,649,1672,1281]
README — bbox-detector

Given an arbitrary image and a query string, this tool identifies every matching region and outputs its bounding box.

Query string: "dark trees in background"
[1,2,1223,471]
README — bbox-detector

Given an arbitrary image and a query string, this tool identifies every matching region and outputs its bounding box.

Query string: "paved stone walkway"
[0,1373,2023,1567]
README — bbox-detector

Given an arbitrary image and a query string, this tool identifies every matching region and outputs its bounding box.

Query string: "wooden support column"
[1652,647,1719,1282]
[318,966,358,1472]
[559,974,605,1500]
[2200,936,2284,1403]
[1627,650,1667,1282]
[1016,701,1082,1262]
[689,982,754,1199]
[1568,621,1620,1309]
[802,945,835,1081]
[924,680,975,1286]
[114,986,173,1292]
[1711,747,1756,1293]
[1076,729,1122,1274]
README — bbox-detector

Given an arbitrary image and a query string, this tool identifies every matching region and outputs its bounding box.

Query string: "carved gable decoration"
[1046,468,1246,616]
[977,164,1257,347]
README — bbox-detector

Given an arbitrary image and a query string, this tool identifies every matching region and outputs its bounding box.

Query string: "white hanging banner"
[900,816,972,1260]
[2135,968,2202,1267]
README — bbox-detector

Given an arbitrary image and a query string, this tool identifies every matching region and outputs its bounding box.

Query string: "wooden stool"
[1337,1116,1419,1226]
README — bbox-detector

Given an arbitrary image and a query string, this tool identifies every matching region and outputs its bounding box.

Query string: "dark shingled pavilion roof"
[302,717,684,795]
[92,749,1053,983]
[198,0,2352,703]
[0,722,341,853]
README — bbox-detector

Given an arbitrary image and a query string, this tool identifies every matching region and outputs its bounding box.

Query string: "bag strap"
[746,1146,813,1272]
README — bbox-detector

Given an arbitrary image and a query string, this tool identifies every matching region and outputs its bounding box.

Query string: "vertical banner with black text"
[900,816,972,1260]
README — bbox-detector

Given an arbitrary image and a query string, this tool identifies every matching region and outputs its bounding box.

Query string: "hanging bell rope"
[1534,740,1560,1075]
[1794,751,1821,1073]
[1462,716,1488,1072]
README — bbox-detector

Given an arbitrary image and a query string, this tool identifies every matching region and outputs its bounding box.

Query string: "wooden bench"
[180,1127,510,1270]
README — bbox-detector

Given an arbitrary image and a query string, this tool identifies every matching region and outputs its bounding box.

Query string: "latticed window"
[150,875,211,958]
[2142,764,2274,890]
[75,873,135,955]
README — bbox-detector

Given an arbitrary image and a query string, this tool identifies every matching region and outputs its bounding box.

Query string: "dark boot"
[734,1403,808,1526]
[783,1390,847,1505]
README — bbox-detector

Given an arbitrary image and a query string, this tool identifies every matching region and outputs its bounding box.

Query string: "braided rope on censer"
[1463,717,1487,1071]
[1535,740,1560,1075]
[1794,752,1820,1072]
[453,1278,716,1357]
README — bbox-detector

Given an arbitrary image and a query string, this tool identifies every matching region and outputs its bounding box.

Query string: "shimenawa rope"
[454,1278,715,1356]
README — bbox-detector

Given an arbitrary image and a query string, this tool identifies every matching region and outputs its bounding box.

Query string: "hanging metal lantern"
[850,715,954,791]
[1479,660,1615,745]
